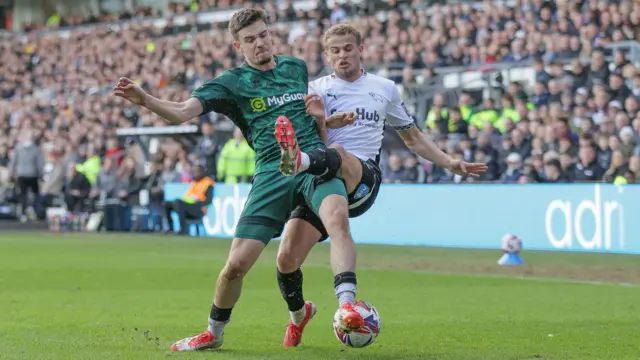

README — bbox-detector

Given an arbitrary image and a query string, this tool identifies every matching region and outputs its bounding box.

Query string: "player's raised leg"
[276,217,321,346]
[275,115,343,180]
[275,117,362,193]
[171,237,265,351]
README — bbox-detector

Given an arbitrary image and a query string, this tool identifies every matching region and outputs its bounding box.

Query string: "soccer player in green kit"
[113,8,363,351]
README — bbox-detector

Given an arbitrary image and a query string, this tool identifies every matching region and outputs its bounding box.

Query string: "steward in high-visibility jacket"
[76,155,101,185]
[164,165,215,235]
[217,128,256,184]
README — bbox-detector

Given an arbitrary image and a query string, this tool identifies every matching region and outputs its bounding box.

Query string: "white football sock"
[335,283,356,306]
[299,152,310,172]
[207,317,228,338]
[290,306,307,326]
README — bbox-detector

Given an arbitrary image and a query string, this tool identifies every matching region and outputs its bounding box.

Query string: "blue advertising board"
[165,183,640,254]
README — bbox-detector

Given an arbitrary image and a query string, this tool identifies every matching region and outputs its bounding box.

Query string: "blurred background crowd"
[0,0,639,227]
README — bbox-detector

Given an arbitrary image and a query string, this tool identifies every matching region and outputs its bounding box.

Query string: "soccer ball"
[333,301,381,348]
[501,234,522,253]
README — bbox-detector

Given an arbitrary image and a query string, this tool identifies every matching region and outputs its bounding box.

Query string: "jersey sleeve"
[189,77,238,116]
[386,84,416,132]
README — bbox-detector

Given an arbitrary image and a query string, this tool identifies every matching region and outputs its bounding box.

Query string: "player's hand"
[326,111,357,129]
[304,94,325,120]
[113,77,147,106]
[447,159,488,177]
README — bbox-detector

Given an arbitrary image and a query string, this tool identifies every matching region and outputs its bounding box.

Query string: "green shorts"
[234,171,347,244]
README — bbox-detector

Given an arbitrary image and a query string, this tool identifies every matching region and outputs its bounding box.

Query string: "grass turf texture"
[1,233,639,360]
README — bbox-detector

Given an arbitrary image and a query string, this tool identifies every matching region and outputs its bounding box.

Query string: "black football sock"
[277,268,305,312]
[305,148,342,181]
[208,305,232,336]
[334,271,357,306]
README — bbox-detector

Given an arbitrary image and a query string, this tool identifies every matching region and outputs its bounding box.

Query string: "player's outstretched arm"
[387,85,487,177]
[397,126,453,168]
[113,77,202,124]
[397,127,487,177]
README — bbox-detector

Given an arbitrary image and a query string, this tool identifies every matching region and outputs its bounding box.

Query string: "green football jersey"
[190,55,324,174]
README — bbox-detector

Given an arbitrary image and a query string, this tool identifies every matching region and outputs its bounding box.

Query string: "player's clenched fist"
[113,77,147,106]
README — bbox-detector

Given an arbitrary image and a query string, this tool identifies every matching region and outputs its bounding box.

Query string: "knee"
[222,255,252,281]
[328,144,358,177]
[329,143,345,155]
[277,245,302,273]
[320,201,350,238]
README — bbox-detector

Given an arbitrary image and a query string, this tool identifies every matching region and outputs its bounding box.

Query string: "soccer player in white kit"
[273,24,488,347]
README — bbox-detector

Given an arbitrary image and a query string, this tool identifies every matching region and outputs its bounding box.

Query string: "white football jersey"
[309,71,415,162]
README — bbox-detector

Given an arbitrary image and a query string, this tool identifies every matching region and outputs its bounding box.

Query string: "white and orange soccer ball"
[333,300,381,348]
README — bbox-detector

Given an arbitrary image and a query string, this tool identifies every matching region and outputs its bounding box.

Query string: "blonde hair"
[323,24,363,48]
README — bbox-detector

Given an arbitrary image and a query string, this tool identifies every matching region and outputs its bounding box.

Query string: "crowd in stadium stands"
[1,0,640,225]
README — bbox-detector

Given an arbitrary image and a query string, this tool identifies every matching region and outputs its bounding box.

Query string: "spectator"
[104,157,140,231]
[176,150,193,183]
[603,151,629,183]
[195,122,221,179]
[559,152,576,180]
[574,145,604,182]
[40,147,65,210]
[458,136,474,162]
[448,108,468,135]
[330,3,347,25]
[144,160,167,207]
[91,157,118,204]
[619,126,637,157]
[401,154,425,184]
[630,155,640,175]
[104,137,124,167]
[64,162,91,213]
[510,129,532,160]
[162,157,182,184]
[500,153,523,183]
[542,159,569,183]
[613,169,637,185]
[0,144,8,168]
[163,165,214,235]
[217,128,256,184]
[114,157,142,205]
[383,154,407,184]
[0,144,10,190]
[10,132,44,222]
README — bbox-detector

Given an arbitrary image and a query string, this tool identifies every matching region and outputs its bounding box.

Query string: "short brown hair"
[228,8,268,40]
[322,24,363,48]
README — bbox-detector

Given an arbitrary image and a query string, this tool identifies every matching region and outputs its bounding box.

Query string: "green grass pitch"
[1,233,639,360]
